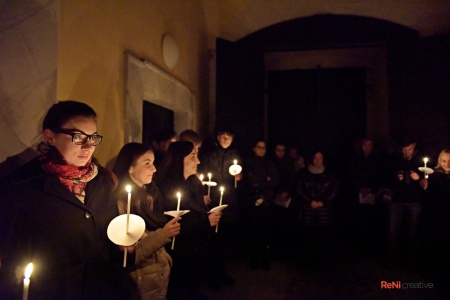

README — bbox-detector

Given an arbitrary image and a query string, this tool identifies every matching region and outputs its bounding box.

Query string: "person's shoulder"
[1,157,43,185]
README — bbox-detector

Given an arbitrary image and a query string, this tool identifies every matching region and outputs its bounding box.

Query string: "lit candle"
[125,185,132,233]
[124,185,132,267]
[207,173,212,196]
[172,192,181,250]
[219,186,224,206]
[216,186,225,233]
[176,192,181,211]
[23,262,33,300]
[423,157,428,168]
[199,174,204,182]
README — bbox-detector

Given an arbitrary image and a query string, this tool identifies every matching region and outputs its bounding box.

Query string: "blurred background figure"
[242,139,278,270]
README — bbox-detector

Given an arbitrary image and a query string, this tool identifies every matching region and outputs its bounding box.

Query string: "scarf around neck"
[308,164,325,174]
[39,146,98,203]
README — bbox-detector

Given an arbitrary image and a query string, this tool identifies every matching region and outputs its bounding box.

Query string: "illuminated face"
[401,143,416,159]
[253,141,266,157]
[312,152,324,168]
[129,151,156,187]
[217,133,233,149]
[274,145,286,159]
[183,147,200,179]
[440,153,450,173]
[44,116,98,167]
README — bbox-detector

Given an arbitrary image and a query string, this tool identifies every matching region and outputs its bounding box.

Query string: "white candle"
[23,262,33,300]
[125,185,132,233]
[176,192,181,211]
[216,187,225,233]
[172,192,181,250]
[219,186,224,206]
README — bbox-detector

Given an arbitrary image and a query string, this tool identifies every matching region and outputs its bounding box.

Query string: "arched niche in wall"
[125,53,195,143]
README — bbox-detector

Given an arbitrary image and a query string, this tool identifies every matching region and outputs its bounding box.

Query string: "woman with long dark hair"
[158,141,222,300]
[113,142,180,300]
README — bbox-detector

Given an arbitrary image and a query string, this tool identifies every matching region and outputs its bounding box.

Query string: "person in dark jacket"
[387,136,424,267]
[198,128,241,286]
[242,139,278,270]
[418,148,450,297]
[0,100,136,299]
[296,150,338,265]
[158,141,222,300]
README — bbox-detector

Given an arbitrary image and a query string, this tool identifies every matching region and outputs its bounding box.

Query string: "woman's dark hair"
[112,142,154,182]
[179,129,201,145]
[305,149,324,165]
[159,141,194,183]
[42,100,97,131]
[112,143,166,226]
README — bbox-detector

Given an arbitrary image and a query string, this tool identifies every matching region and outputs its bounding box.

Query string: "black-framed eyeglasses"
[54,128,103,146]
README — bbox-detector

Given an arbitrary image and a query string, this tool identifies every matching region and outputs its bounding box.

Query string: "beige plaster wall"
[57,0,212,165]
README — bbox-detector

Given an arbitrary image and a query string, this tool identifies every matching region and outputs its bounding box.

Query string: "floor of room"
[198,223,445,300]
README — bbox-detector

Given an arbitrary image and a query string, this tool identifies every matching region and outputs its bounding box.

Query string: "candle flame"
[199,174,204,181]
[233,160,237,165]
[220,186,224,193]
[424,157,428,163]
[24,263,33,279]
[126,185,132,193]
[176,192,181,199]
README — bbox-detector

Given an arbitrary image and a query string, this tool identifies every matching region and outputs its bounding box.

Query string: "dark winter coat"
[0,157,135,299]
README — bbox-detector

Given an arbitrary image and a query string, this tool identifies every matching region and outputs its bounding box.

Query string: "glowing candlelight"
[176,192,181,211]
[199,174,204,182]
[125,185,132,233]
[423,157,428,168]
[23,262,33,300]
[219,186,224,206]
[124,185,132,267]
[231,160,240,188]
[172,192,181,250]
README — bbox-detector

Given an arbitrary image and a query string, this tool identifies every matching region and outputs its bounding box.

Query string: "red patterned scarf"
[39,148,98,203]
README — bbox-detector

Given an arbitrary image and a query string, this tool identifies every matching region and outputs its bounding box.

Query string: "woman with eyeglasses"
[0,101,137,299]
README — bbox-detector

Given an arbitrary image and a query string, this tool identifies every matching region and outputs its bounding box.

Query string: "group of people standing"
[1,100,449,299]
[0,101,223,299]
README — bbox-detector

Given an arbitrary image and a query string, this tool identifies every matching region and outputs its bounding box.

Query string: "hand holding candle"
[418,157,434,180]
[23,262,33,300]
[229,160,242,188]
